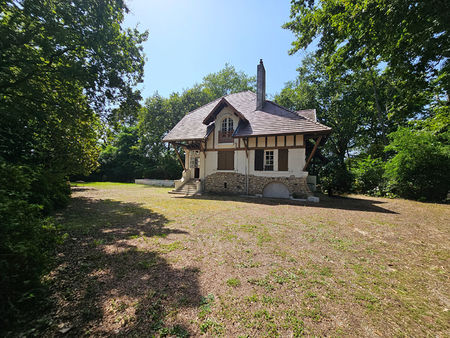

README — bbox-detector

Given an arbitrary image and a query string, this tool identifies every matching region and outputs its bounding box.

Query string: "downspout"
[202,148,206,192]
[245,137,249,195]
[246,155,249,195]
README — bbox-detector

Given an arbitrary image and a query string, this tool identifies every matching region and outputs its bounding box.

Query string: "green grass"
[226,278,241,287]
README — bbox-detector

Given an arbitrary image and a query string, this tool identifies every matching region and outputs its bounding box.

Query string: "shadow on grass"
[178,193,398,214]
[41,196,200,336]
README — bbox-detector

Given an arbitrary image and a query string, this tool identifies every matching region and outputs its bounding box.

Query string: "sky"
[122,0,311,99]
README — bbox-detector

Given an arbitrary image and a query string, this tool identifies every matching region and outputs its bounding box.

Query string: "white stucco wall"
[247,148,307,178]
[197,148,308,179]
[204,150,217,178]
[181,107,308,181]
[201,150,247,179]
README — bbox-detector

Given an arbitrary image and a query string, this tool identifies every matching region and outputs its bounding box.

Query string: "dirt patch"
[31,184,450,336]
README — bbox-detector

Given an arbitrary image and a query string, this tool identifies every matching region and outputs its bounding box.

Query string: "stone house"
[162,60,331,198]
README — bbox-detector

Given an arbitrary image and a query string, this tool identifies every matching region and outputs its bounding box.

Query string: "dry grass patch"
[23,182,450,336]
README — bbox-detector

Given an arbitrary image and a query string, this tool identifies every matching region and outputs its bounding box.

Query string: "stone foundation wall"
[248,175,311,197]
[204,172,246,194]
[204,172,312,197]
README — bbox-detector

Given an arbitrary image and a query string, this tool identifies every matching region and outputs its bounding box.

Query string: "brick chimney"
[256,59,266,110]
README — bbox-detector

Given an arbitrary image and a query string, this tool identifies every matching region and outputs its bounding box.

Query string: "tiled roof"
[296,109,316,121]
[162,91,331,142]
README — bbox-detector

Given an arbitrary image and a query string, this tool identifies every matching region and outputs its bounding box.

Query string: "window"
[221,118,233,132]
[255,149,287,171]
[219,117,234,143]
[217,151,234,170]
[264,150,274,171]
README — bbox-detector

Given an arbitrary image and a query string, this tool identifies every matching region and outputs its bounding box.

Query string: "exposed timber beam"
[303,136,322,171]
[170,142,186,171]
[243,138,249,158]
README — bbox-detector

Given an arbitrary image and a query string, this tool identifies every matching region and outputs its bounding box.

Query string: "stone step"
[169,179,200,196]
[169,190,200,195]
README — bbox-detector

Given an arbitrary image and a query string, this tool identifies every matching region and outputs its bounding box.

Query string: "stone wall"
[204,172,312,198]
[248,175,311,198]
[204,172,246,194]
[135,179,174,187]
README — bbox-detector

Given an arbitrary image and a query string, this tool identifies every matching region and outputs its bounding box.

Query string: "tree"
[275,55,397,190]
[283,1,449,199]
[284,0,449,118]
[0,0,147,328]
[94,126,150,182]
[202,63,256,98]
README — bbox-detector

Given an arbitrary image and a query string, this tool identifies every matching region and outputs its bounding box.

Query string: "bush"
[384,128,450,201]
[142,155,183,180]
[319,161,353,195]
[351,156,385,195]
[0,162,62,329]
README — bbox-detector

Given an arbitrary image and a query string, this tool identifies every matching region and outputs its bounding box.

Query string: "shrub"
[384,128,450,201]
[319,161,353,195]
[0,162,61,329]
[351,156,385,195]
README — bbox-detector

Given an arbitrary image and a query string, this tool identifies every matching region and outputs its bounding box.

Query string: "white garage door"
[263,182,290,199]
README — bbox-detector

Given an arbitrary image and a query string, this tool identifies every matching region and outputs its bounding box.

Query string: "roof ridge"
[186,96,222,115]
[265,99,304,118]
[224,90,256,98]
[185,90,255,117]
[266,100,331,130]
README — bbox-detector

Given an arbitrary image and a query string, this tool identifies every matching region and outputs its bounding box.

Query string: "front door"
[190,152,200,179]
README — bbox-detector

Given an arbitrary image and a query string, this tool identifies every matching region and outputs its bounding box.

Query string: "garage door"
[263,182,290,199]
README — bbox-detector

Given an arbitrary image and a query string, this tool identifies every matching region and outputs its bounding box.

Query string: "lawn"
[39,183,449,336]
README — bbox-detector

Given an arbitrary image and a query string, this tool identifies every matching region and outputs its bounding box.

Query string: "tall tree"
[0,0,148,175]
[202,63,256,98]
[284,0,449,119]
[0,0,147,327]
[275,55,393,163]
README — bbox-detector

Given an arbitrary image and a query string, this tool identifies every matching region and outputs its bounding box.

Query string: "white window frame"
[221,117,234,132]
[264,150,274,171]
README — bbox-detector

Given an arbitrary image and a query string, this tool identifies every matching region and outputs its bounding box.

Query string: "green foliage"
[282,2,449,201]
[384,127,450,201]
[351,156,385,195]
[319,161,353,195]
[202,63,256,98]
[95,126,148,181]
[0,0,147,329]
[275,55,393,194]
[0,162,61,328]
[1,0,147,175]
[284,0,448,118]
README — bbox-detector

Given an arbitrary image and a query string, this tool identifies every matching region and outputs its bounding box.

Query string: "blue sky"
[122,0,310,99]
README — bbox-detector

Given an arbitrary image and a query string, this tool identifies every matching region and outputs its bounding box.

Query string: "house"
[162,60,331,198]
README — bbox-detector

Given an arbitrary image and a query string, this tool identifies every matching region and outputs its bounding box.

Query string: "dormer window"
[221,118,233,132]
[219,117,234,143]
